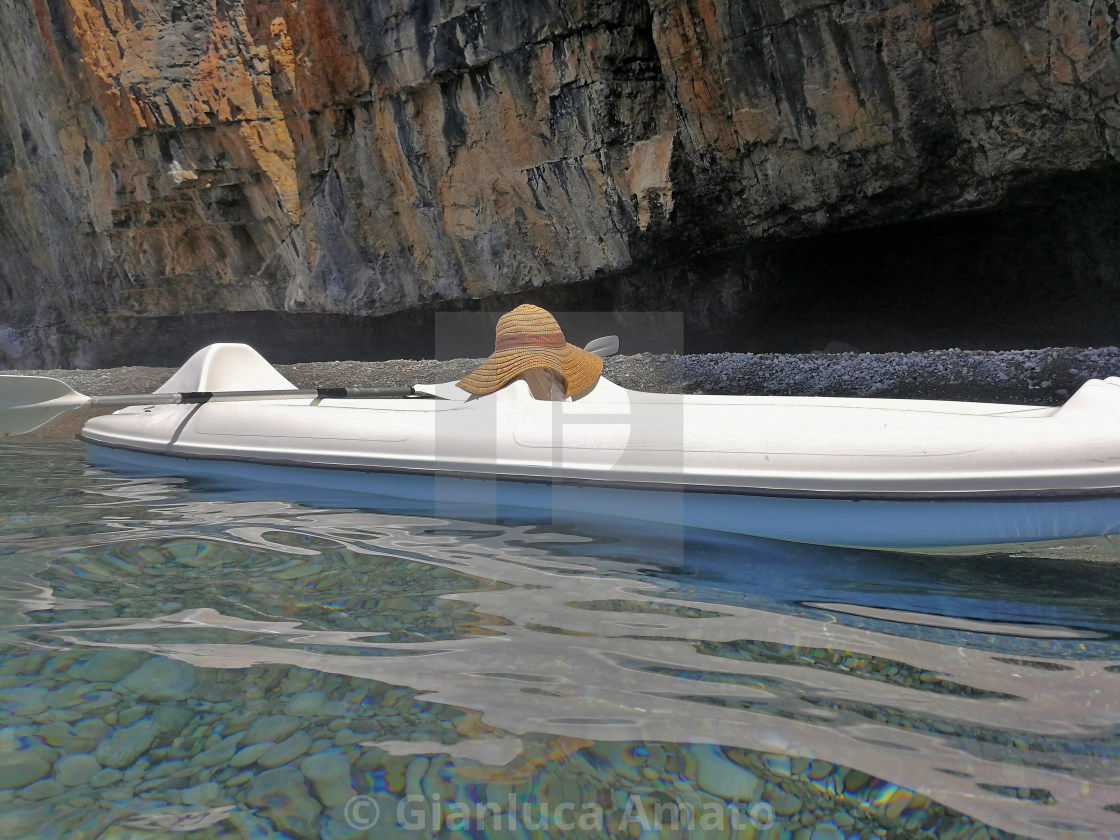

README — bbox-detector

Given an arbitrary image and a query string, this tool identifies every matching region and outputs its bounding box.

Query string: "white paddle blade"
[583,335,619,358]
[0,375,90,437]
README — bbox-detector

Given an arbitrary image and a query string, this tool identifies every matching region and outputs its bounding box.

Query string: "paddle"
[583,335,619,358]
[0,335,623,438]
[0,377,421,438]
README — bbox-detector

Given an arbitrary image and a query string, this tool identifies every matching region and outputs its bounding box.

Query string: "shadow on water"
[2,439,1120,839]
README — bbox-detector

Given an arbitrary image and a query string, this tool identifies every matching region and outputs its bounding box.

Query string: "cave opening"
[710,166,1120,354]
[18,167,1119,368]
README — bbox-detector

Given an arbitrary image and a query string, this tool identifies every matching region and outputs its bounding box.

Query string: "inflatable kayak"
[70,343,1120,549]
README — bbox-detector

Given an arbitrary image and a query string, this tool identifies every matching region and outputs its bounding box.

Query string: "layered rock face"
[0,0,1117,366]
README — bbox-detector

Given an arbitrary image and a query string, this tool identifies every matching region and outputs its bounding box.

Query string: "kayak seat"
[520,368,569,400]
[1058,377,1120,418]
[570,375,629,402]
[1052,380,1120,418]
[153,344,297,395]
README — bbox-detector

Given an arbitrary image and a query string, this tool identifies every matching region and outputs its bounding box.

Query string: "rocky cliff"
[1,0,1118,366]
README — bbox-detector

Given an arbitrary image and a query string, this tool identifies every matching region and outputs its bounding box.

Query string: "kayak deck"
[78,343,1120,548]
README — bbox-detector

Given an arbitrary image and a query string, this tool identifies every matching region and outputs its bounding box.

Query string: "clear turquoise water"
[3,438,1120,839]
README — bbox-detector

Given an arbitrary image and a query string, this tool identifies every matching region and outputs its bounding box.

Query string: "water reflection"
[1,439,1120,839]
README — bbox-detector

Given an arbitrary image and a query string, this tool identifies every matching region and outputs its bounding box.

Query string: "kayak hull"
[77,343,1120,550]
[84,441,1120,549]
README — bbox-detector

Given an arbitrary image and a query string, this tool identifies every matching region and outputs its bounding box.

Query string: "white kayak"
[75,343,1120,550]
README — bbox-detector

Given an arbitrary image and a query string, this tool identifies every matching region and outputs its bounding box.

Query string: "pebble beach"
[11,345,1120,437]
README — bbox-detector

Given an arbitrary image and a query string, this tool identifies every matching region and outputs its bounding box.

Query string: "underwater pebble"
[247,766,322,838]
[844,770,872,793]
[144,758,187,779]
[152,703,195,734]
[117,705,149,727]
[100,783,136,802]
[280,670,315,694]
[44,682,94,710]
[0,653,46,677]
[38,721,74,748]
[71,690,117,713]
[404,757,429,799]
[53,753,101,787]
[90,768,124,789]
[694,746,763,802]
[772,791,803,817]
[421,755,452,802]
[120,657,198,702]
[38,709,85,726]
[884,789,914,821]
[96,720,158,769]
[808,761,833,781]
[0,686,48,716]
[811,825,845,840]
[0,751,52,790]
[302,748,357,807]
[322,803,387,840]
[180,782,223,805]
[19,778,64,800]
[301,748,352,782]
[228,809,283,838]
[217,710,257,734]
[333,729,365,746]
[193,733,245,767]
[243,714,301,745]
[230,742,272,767]
[123,757,150,781]
[258,730,313,768]
[24,743,58,769]
[274,564,320,581]
[762,754,793,776]
[285,690,327,717]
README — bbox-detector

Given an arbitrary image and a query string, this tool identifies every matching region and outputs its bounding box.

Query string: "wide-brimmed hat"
[457,305,603,396]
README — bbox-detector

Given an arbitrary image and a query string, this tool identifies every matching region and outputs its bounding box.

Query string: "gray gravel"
[9,346,1120,437]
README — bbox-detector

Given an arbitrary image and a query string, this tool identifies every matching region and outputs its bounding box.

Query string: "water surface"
[2,439,1120,839]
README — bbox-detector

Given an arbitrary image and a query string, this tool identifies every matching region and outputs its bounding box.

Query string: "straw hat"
[457,305,603,396]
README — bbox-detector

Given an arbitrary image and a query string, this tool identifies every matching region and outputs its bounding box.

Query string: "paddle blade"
[0,375,90,437]
[583,335,619,358]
